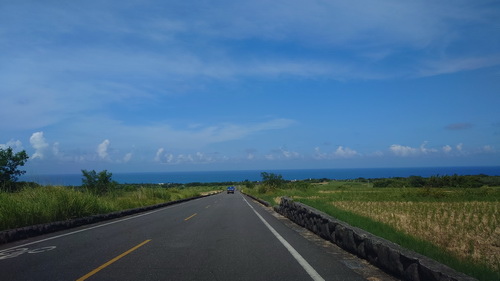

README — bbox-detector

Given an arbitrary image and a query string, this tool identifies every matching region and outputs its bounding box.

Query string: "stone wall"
[274,197,477,281]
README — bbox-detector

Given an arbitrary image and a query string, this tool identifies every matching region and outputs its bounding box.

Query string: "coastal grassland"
[0,185,223,231]
[244,181,500,280]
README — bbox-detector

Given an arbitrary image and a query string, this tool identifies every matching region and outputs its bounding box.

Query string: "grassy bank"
[0,185,222,231]
[244,181,500,281]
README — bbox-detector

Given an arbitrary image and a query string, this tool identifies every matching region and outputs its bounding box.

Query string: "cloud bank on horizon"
[1,0,499,174]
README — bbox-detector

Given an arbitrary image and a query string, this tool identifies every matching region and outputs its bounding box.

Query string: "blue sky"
[1,0,499,175]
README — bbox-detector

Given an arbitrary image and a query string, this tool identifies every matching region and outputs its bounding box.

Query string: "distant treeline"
[368,174,500,188]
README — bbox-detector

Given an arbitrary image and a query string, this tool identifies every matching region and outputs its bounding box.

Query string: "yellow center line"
[184,213,197,221]
[76,239,151,281]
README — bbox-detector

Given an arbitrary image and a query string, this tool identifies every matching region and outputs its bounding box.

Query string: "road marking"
[242,196,326,281]
[0,200,189,253]
[184,213,197,221]
[205,205,211,208]
[0,246,58,260]
[76,239,151,281]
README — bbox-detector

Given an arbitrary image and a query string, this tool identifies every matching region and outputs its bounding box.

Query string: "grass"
[0,185,223,231]
[244,181,500,281]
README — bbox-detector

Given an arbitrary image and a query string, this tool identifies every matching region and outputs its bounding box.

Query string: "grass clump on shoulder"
[243,173,500,281]
[242,172,328,207]
[0,169,223,232]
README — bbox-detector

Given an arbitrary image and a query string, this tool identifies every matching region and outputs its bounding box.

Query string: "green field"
[244,180,500,281]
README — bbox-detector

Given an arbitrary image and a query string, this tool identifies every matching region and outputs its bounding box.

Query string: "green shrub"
[0,147,29,192]
[81,169,117,195]
[244,180,255,189]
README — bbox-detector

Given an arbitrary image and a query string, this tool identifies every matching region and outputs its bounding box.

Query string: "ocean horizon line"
[20,166,500,186]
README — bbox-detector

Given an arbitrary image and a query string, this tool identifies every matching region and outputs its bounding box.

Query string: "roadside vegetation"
[0,183,222,231]
[0,147,223,231]
[243,173,500,281]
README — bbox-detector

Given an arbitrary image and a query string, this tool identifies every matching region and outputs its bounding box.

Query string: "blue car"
[227,186,235,194]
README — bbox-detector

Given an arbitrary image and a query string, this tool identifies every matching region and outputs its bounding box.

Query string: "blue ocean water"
[21,166,500,186]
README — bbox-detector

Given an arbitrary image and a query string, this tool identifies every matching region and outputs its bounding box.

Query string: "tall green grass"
[0,185,222,231]
[0,186,109,230]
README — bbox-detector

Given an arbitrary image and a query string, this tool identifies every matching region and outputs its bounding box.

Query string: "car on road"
[227,186,235,194]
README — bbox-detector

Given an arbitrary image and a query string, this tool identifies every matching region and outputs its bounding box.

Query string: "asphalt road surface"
[0,190,398,281]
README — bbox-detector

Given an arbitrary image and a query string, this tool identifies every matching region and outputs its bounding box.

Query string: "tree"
[81,169,116,195]
[261,172,285,191]
[0,147,29,191]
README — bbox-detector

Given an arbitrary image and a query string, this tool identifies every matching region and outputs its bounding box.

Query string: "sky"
[1,0,500,175]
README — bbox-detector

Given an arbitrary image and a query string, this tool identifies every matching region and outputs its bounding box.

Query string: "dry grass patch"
[332,201,500,272]
[293,195,321,200]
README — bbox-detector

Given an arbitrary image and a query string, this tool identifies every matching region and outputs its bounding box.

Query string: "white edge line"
[242,195,325,281]
[0,200,188,253]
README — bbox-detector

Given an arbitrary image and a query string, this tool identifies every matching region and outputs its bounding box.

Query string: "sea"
[20,166,500,186]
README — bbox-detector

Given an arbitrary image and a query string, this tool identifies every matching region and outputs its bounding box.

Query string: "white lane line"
[0,201,187,253]
[242,196,325,281]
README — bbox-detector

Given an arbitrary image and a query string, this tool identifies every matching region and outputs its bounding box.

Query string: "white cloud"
[314,146,359,159]
[0,139,23,150]
[52,142,60,157]
[420,141,438,154]
[389,144,417,157]
[97,139,110,160]
[123,152,133,163]
[280,147,301,159]
[390,142,482,157]
[334,146,359,158]
[313,147,327,159]
[154,150,218,164]
[482,145,495,153]
[30,132,49,159]
[442,145,452,153]
[165,153,174,163]
[264,147,301,160]
[245,149,257,160]
[154,148,165,162]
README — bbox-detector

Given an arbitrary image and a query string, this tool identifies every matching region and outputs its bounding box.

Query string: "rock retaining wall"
[274,197,477,281]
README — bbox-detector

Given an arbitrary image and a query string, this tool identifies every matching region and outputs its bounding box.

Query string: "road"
[0,190,397,281]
